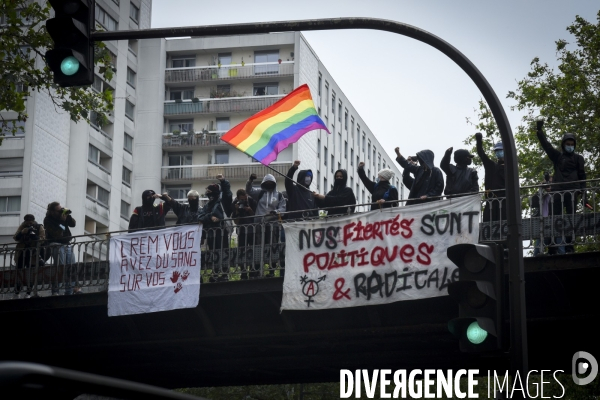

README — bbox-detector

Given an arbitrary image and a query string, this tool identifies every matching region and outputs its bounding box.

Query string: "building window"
[344,140,348,159]
[122,167,132,186]
[324,147,328,166]
[128,40,138,56]
[126,67,136,88]
[121,200,130,219]
[88,145,111,172]
[95,4,118,31]
[172,55,195,68]
[344,109,348,129]
[169,120,193,134]
[124,133,133,153]
[129,2,139,23]
[218,52,232,65]
[362,134,366,151]
[98,186,110,206]
[170,88,194,100]
[338,102,342,122]
[368,141,371,160]
[165,185,191,200]
[324,82,329,114]
[317,171,321,190]
[317,139,321,158]
[350,176,354,190]
[0,196,20,213]
[331,91,336,117]
[331,155,334,174]
[378,153,381,171]
[1,120,25,136]
[88,145,100,164]
[253,82,278,96]
[350,149,354,166]
[215,150,229,164]
[125,100,135,121]
[323,177,327,192]
[318,73,322,96]
[373,148,376,165]
[350,117,354,138]
[216,117,230,132]
[254,50,279,75]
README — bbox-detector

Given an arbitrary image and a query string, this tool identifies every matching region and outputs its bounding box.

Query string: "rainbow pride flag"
[221,84,330,165]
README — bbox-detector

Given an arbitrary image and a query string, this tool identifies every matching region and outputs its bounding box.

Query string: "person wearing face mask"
[163,190,202,225]
[441,147,479,198]
[395,147,444,206]
[536,121,586,253]
[357,162,399,210]
[196,183,230,282]
[128,190,171,232]
[284,160,317,221]
[246,173,287,277]
[312,169,357,216]
[475,133,506,227]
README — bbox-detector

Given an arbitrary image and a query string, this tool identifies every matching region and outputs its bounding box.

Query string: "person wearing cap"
[284,160,317,221]
[536,121,586,253]
[394,147,444,206]
[13,214,46,298]
[196,182,230,282]
[440,147,480,198]
[357,162,399,210]
[475,133,506,226]
[128,190,172,232]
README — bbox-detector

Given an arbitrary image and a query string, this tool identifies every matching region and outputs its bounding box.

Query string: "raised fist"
[216,174,224,180]
[536,120,544,131]
[475,132,483,142]
[358,162,365,169]
[447,147,453,153]
[293,160,301,167]
[249,173,257,181]
[394,147,401,156]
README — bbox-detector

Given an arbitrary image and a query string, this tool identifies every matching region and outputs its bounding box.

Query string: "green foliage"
[0,0,114,145]
[506,11,600,187]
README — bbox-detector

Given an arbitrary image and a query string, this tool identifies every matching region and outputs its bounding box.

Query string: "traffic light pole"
[91,17,528,384]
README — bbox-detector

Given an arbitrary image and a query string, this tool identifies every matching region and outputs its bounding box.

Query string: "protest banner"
[281,195,480,310]
[108,225,202,317]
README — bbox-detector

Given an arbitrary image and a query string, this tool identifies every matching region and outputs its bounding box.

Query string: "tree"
[507,11,600,187]
[0,0,114,145]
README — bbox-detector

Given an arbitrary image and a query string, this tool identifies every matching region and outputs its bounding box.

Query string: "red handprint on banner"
[170,271,180,283]
[174,282,183,293]
[182,270,190,281]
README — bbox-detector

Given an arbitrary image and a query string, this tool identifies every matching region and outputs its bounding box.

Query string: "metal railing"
[164,62,294,83]
[1,179,598,300]
[162,132,227,148]
[164,95,284,116]
[161,162,292,181]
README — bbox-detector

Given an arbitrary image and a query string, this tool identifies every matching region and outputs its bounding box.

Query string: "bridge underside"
[1,253,599,389]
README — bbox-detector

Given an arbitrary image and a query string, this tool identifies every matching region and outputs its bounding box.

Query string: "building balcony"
[164,95,284,116]
[85,196,110,224]
[161,162,292,182]
[162,131,228,149]
[164,61,294,84]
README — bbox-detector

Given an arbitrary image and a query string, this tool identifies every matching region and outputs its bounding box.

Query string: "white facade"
[0,0,152,243]
[134,32,402,222]
[1,20,403,241]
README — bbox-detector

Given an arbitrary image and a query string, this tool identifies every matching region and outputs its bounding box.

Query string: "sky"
[151,0,599,173]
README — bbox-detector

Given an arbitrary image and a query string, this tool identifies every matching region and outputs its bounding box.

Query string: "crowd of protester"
[10,125,591,295]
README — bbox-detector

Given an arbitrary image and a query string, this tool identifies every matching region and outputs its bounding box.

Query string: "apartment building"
[134,32,402,223]
[0,0,152,243]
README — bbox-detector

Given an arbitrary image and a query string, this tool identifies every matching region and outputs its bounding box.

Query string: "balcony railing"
[161,162,292,181]
[164,95,284,116]
[164,61,294,83]
[162,132,228,148]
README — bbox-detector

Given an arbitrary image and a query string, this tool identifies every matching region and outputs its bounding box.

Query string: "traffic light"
[447,243,505,352]
[45,0,94,87]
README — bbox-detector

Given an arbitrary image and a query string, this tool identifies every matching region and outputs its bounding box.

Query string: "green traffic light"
[466,321,488,344]
[60,56,80,76]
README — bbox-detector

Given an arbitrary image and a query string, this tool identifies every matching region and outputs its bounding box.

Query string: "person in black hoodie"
[536,121,586,253]
[394,147,444,206]
[196,183,229,282]
[285,160,317,220]
[441,147,479,198]
[128,190,171,232]
[475,133,506,225]
[357,163,399,210]
[313,169,356,216]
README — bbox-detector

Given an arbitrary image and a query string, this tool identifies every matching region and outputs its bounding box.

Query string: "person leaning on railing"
[394,147,444,206]
[44,202,79,295]
[357,162,399,210]
[13,214,46,298]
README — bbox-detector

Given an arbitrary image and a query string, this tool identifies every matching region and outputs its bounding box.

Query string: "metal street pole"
[92,17,528,383]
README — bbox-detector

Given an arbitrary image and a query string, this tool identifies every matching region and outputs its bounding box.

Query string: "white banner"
[108,225,202,317]
[281,195,480,310]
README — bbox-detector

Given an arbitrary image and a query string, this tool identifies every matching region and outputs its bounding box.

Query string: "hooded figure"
[357,164,399,210]
[441,148,479,197]
[246,173,287,222]
[475,133,506,226]
[316,169,357,216]
[537,125,586,254]
[128,190,171,232]
[285,162,317,220]
[395,149,444,206]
